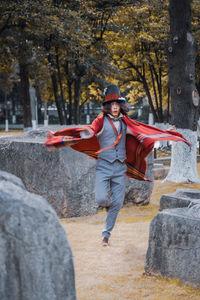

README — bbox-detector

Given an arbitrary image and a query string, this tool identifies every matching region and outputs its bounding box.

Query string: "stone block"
[0,170,76,300]
[154,157,171,165]
[160,188,200,211]
[145,206,200,286]
[154,166,169,180]
[175,188,200,199]
[0,127,97,218]
[154,155,200,165]
[125,152,154,205]
[154,163,164,168]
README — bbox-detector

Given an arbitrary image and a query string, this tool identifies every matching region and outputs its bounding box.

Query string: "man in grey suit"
[45,84,187,247]
[94,85,129,246]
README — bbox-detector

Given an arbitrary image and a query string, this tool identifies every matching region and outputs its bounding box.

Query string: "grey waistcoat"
[97,116,127,163]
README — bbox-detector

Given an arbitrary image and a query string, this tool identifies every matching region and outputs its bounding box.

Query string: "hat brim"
[103,97,126,105]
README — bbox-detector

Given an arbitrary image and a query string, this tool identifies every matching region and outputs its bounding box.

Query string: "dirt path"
[61,174,200,300]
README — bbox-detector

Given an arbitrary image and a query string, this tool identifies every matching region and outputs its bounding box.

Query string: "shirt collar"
[107,113,123,121]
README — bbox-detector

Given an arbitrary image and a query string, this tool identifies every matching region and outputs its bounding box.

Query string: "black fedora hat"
[103,84,126,105]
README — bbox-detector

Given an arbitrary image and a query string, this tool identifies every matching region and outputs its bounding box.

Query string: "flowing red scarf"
[44,114,191,182]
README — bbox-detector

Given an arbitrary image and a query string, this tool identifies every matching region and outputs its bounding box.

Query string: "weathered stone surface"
[164,129,200,183]
[125,153,154,205]
[145,206,200,286]
[154,155,200,165]
[160,188,200,211]
[0,170,76,300]
[153,163,169,180]
[153,166,169,180]
[176,188,200,199]
[154,157,171,165]
[0,169,25,190]
[0,127,97,218]
[0,126,154,216]
[154,163,164,169]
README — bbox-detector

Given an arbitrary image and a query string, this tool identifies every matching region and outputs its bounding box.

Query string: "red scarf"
[44,114,191,182]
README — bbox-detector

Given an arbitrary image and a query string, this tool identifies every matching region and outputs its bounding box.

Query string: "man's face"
[110,101,120,118]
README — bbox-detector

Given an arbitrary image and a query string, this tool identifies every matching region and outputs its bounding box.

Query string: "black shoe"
[105,206,110,212]
[97,205,110,212]
[102,237,109,247]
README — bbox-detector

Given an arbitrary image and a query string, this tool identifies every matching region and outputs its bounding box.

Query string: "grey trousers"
[95,159,127,239]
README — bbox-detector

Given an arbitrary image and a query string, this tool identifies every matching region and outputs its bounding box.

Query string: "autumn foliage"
[0,0,199,125]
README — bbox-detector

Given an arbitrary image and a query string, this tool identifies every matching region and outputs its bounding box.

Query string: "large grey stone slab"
[0,170,26,190]
[175,188,200,199]
[0,127,97,218]
[160,188,200,211]
[0,126,154,216]
[0,170,76,300]
[145,206,200,286]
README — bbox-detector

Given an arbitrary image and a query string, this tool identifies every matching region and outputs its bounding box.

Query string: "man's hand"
[79,127,93,139]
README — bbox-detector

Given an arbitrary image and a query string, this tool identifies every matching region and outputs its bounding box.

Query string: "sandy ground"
[61,166,200,300]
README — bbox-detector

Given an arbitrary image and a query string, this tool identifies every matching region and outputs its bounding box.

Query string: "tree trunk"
[165,0,200,183]
[51,73,65,125]
[19,62,32,129]
[149,64,161,121]
[74,78,81,124]
[167,85,170,123]
[142,79,159,123]
[158,62,163,122]
[67,80,73,124]
[12,97,16,124]
[44,102,48,126]
[48,54,65,125]
[196,54,200,93]
[154,49,163,122]
[55,47,67,124]
[65,61,73,124]
[29,82,37,129]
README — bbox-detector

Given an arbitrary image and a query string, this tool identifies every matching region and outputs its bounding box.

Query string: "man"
[91,85,129,246]
[44,85,190,247]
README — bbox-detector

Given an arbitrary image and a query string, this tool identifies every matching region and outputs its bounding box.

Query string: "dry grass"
[0,130,23,136]
[61,164,200,300]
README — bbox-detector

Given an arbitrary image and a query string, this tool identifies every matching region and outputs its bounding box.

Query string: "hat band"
[104,93,121,102]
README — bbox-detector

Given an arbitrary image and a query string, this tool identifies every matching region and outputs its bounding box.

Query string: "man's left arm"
[79,115,104,138]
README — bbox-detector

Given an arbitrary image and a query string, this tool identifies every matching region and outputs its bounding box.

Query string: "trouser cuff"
[102,230,110,239]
